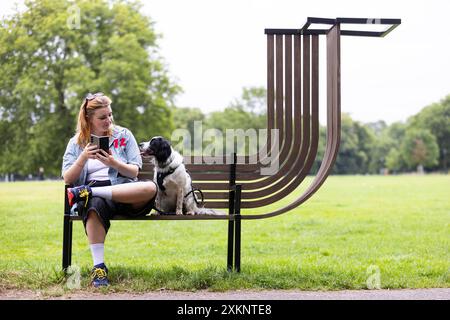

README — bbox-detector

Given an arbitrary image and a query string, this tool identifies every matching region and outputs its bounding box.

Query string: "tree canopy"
[407,95,450,170]
[0,0,180,176]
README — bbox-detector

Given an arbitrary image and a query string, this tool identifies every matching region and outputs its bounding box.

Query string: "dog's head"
[139,136,172,163]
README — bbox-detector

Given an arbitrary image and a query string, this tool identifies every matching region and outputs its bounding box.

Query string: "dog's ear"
[155,138,172,162]
[149,136,159,145]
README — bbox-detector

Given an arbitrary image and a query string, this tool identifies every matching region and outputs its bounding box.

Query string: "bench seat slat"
[68,214,233,220]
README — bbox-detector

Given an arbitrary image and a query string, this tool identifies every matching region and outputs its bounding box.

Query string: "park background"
[0,0,448,294]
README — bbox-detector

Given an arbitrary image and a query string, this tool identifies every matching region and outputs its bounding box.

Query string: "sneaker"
[67,185,92,207]
[90,263,109,287]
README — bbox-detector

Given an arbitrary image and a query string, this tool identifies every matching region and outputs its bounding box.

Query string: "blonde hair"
[76,94,113,146]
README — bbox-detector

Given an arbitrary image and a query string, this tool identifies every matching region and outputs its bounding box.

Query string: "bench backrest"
[138,24,342,220]
[135,16,401,220]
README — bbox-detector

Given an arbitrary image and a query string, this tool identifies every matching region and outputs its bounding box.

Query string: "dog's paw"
[176,210,183,215]
[186,211,195,215]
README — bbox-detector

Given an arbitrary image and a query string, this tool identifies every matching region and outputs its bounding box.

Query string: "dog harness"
[154,167,204,215]
[156,168,175,192]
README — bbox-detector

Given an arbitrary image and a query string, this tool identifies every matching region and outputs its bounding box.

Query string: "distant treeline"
[172,87,449,175]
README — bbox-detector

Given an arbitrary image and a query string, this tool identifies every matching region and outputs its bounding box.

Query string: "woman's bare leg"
[86,210,106,244]
[110,181,156,208]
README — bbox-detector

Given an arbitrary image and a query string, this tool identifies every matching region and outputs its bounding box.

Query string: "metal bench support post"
[234,184,242,272]
[62,185,73,272]
[227,153,237,271]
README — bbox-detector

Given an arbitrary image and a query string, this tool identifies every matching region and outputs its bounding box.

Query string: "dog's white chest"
[161,177,180,197]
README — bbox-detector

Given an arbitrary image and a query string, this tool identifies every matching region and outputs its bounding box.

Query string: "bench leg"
[234,214,241,272]
[227,220,234,271]
[62,215,73,272]
[227,153,237,272]
[234,185,242,273]
[227,188,235,272]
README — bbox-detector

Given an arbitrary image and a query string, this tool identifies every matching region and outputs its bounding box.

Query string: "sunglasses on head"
[86,92,104,101]
[83,92,105,113]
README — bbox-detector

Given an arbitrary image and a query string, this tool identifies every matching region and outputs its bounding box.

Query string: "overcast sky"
[2,0,449,124]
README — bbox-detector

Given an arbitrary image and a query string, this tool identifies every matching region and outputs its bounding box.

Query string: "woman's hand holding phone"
[82,143,99,161]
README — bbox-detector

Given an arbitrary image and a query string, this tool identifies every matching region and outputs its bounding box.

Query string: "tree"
[400,129,439,171]
[229,86,266,114]
[199,87,267,156]
[385,147,408,173]
[228,86,267,129]
[171,106,205,154]
[0,0,180,176]
[203,107,257,155]
[368,132,393,174]
[408,95,450,171]
[383,122,408,173]
[353,121,376,173]
[366,120,388,137]
[366,121,399,174]
[332,114,374,174]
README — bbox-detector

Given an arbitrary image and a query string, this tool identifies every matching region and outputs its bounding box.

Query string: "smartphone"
[90,134,110,153]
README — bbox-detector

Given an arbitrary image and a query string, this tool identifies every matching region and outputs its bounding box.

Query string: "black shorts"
[77,180,157,234]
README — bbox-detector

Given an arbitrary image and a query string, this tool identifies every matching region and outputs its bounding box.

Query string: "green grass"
[0,175,449,294]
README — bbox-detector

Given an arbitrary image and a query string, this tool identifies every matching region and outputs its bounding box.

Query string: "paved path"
[1,288,449,300]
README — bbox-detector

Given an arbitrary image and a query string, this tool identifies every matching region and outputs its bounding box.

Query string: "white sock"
[91,186,112,200]
[90,243,105,266]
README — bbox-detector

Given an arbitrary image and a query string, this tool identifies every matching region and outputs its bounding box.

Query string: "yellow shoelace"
[91,267,107,280]
[79,188,90,208]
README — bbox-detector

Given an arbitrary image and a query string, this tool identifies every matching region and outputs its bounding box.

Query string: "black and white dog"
[139,136,220,215]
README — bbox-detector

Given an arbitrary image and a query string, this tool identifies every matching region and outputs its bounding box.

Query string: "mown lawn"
[0,175,448,295]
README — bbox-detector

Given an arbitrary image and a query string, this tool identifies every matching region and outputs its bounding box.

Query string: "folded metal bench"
[63,17,401,272]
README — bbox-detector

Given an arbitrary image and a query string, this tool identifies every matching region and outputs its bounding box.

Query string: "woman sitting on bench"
[62,92,157,287]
